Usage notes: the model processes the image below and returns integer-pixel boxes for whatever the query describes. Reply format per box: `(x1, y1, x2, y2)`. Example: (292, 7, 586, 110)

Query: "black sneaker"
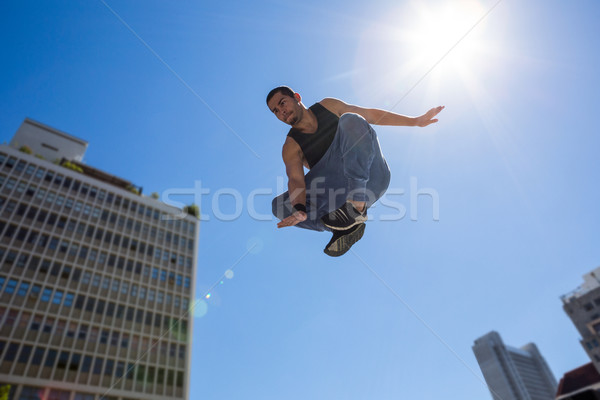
(323, 223, 366, 257)
(321, 201, 367, 230)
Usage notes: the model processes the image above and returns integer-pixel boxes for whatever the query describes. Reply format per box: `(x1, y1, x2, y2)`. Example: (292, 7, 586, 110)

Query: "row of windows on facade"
(0, 341, 186, 388)
(0, 277, 189, 339)
(0, 189, 195, 249)
(0, 155, 196, 236)
(585, 338, 600, 351)
(0, 273, 189, 316)
(0, 306, 186, 359)
(580, 297, 600, 314)
(0, 252, 190, 302)
(0, 217, 194, 271)
(0, 384, 128, 400)
(0, 200, 194, 265)
(0, 151, 194, 228)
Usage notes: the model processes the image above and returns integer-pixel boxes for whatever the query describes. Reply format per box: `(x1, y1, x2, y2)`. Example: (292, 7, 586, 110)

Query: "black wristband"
(293, 203, 307, 213)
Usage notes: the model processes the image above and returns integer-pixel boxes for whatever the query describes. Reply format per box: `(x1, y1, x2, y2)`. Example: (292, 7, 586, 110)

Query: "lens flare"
(191, 299, 208, 318)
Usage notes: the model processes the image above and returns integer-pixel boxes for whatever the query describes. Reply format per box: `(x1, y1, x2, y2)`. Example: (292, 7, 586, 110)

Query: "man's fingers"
(277, 214, 301, 228)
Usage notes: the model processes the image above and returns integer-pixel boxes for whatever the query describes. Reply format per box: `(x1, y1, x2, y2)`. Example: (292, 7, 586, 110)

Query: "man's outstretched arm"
(320, 98, 444, 127)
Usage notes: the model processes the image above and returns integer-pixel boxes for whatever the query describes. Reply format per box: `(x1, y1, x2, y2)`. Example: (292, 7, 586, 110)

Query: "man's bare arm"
(277, 138, 308, 228)
(320, 98, 444, 127)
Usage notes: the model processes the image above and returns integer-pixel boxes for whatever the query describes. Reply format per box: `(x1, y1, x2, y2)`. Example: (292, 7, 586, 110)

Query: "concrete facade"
(472, 331, 557, 400)
(561, 267, 600, 373)
(0, 119, 198, 400)
(10, 119, 88, 163)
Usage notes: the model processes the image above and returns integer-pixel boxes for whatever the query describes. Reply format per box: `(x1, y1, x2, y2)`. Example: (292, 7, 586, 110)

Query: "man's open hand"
(277, 211, 307, 228)
(415, 106, 445, 127)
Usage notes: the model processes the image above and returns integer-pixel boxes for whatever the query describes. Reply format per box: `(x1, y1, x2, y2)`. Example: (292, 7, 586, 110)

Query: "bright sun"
(351, 0, 500, 103)
(401, 0, 490, 76)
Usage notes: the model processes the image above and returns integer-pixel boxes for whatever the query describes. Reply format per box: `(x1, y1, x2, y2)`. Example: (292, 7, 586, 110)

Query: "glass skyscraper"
(472, 331, 557, 400)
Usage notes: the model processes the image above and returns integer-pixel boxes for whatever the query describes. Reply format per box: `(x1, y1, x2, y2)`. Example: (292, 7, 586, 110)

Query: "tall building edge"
(184, 219, 200, 400)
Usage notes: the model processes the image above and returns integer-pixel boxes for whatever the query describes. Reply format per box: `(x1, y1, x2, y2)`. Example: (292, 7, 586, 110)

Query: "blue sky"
(1, 0, 600, 399)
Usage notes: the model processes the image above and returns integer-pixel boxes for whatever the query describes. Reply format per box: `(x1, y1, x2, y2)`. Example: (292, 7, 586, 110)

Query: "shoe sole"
(323, 223, 366, 257)
(322, 215, 367, 231)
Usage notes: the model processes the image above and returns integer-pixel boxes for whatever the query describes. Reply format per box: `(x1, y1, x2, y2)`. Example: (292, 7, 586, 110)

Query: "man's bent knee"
(339, 112, 369, 130)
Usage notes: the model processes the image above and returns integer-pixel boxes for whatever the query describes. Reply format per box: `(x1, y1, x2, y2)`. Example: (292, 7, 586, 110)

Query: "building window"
(32, 347, 45, 365)
(81, 356, 93, 373)
(69, 353, 81, 371)
(104, 359, 114, 376)
(78, 324, 88, 340)
(17, 345, 33, 364)
(19, 386, 43, 400)
(98, 252, 107, 266)
(52, 290, 63, 305)
(106, 302, 115, 318)
(84, 296, 96, 313)
(93, 357, 104, 375)
(43, 317, 55, 333)
(15, 160, 27, 172)
(66, 322, 77, 338)
(64, 293, 74, 307)
(17, 282, 30, 296)
(100, 330, 109, 345)
(61, 265, 71, 279)
(74, 295, 85, 310)
(4, 279, 17, 294)
(3, 343, 19, 362)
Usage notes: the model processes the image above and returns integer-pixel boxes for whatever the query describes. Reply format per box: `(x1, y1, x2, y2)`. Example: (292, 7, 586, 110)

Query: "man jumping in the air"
(268, 86, 444, 257)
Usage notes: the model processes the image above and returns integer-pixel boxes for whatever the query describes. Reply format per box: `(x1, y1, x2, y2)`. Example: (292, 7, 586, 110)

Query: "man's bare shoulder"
(319, 97, 351, 116)
(282, 137, 301, 158)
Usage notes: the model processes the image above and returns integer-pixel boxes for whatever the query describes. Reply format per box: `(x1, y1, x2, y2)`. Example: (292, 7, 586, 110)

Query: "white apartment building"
(0, 119, 199, 400)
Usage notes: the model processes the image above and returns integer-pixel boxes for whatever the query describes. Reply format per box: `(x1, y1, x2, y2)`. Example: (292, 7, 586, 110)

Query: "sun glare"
(350, 0, 503, 105)
(402, 0, 488, 76)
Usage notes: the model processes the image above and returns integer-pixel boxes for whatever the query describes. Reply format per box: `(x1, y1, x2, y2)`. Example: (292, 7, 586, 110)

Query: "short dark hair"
(266, 86, 295, 105)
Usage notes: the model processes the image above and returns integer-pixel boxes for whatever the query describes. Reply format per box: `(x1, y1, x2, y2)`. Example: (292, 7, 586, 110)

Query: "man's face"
(267, 92, 303, 126)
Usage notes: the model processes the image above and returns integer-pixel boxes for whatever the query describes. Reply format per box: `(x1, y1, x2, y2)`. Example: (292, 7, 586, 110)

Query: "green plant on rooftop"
(61, 160, 83, 173)
(19, 145, 33, 154)
(127, 185, 140, 195)
(183, 204, 200, 219)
